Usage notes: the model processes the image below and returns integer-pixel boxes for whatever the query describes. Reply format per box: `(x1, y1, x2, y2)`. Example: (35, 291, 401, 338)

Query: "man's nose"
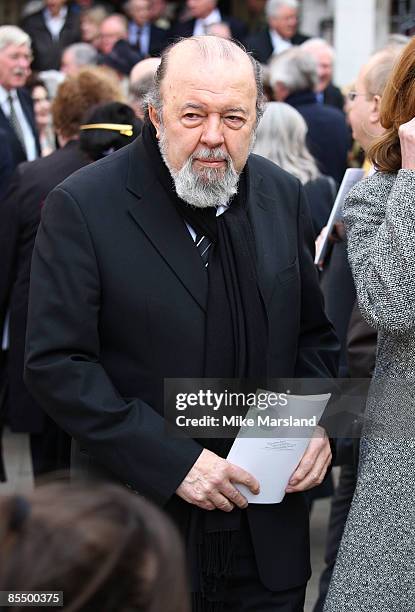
(200, 115, 225, 149)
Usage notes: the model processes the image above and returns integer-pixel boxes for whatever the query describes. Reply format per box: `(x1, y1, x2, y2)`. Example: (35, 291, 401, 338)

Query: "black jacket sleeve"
(24, 187, 202, 504)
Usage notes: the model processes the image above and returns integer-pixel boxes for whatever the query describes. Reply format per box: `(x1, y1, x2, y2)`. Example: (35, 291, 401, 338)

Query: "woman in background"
(28, 78, 55, 157)
(80, 101, 142, 161)
(253, 101, 337, 238)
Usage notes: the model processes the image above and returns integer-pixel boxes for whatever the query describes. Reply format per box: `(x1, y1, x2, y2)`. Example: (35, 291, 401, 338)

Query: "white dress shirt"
(193, 9, 222, 36)
(270, 29, 293, 56)
(43, 6, 68, 40)
(186, 202, 229, 241)
(0, 85, 37, 162)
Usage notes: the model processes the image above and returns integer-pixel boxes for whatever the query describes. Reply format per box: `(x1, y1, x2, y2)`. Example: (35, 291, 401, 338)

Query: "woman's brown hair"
(52, 67, 124, 139)
(0, 482, 190, 612)
(369, 37, 415, 172)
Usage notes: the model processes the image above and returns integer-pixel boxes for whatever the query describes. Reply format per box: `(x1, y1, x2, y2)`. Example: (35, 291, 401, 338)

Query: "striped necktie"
(195, 234, 212, 268)
(7, 93, 25, 150)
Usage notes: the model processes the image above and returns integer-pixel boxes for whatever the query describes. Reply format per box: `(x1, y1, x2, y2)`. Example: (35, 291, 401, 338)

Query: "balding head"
(146, 37, 264, 209)
(301, 38, 335, 91)
(129, 58, 160, 119)
(348, 45, 402, 151)
(147, 36, 264, 125)
(130, 57, 160, 85)
(99, 14, 128, 55)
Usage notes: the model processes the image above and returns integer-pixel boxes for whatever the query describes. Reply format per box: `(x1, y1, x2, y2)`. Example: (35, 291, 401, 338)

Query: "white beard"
(158, 126, 241, 209)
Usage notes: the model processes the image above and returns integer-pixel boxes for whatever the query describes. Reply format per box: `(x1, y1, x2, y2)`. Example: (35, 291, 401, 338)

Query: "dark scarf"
(142, 122, 268, 610)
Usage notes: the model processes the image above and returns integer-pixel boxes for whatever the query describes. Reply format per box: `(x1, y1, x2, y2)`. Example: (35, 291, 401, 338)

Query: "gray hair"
(145, 36, 265, 126)
(269, 47, 318, 94)
(301, 37, 335, 59)
(265, 0, 298, 19)
(130, 72, 155, 110)
(64, 43, 98, 68)
(0, 25, 31, 53)
(253, 101, 320, 183)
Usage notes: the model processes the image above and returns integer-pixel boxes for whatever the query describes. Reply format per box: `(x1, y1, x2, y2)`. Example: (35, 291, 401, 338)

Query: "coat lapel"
(248, 158, 287, 306)
(126, 138, 208, 312)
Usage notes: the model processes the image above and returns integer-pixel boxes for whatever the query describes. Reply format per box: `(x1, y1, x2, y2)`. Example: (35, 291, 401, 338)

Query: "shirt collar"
(0, 84, 16, 106)
(197, 8, 222, 26)
(44, 5, 68, 22)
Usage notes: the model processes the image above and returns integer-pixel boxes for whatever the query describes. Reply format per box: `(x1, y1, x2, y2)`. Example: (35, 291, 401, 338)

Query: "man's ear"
(148, 105, 161, 139)
(369, 94, 381, 125)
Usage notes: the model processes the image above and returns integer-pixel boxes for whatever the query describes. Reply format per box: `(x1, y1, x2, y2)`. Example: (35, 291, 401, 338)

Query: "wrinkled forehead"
(0, 42, 29, 57)
(160, 40, 257, 102)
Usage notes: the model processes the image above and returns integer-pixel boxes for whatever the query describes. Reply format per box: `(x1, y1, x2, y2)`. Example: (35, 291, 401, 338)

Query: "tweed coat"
(324, 170, 415, 611)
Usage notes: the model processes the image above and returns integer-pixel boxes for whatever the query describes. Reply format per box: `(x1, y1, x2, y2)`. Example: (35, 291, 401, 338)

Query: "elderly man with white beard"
(24, 36, 338, 611)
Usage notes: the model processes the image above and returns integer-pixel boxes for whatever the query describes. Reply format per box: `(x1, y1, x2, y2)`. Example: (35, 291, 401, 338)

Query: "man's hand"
(399, 117, 415, 170)
(285, 426, 332, 493)
(176, 448, 260, 512)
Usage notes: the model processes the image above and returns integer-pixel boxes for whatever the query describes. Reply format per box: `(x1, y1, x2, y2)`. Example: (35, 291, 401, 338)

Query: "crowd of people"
(0, 0, 414, 611)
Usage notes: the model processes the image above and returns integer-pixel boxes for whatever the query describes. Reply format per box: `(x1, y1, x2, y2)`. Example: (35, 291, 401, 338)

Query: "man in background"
(170, 0, 247, 43)
(302, 38, 344, 111)
(97, 13, 128, 55)
(61, 41, 98, 75)
(129, 56, 160, 120)
(246, 0, 309, 64)
(269, 46, 349, 184)
(0, 25, 39, 185)
(125, 0, 169, 57)
(21, 0, 81, 71)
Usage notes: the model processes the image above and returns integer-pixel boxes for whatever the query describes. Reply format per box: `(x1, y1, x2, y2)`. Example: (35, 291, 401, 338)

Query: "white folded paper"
(314, 168, 365, 269)
(226, 391, 331, 504)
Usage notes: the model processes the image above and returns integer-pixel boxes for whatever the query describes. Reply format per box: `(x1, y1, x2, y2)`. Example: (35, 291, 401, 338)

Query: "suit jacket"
(0, 141, 88, 433)
(246, 28, 309, 64)
(0, 129, 15, 200)
(21, 8, 81, 71)
(24, 137, 339, 591)
(0, 89, 40, 183)
(323, 82, 345, 112)
(286, 90, 350, 185)
(134, 23, 169, 56)
(170, 15, 248, 43)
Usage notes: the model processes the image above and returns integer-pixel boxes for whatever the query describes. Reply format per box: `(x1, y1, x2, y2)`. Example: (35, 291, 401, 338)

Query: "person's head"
(99, 39, 143, 78)
(98, 14, 128, 55)
(0, 26, 32, 91)
(146, 36, 265, 209)
(80, 101, 142, 160)
(127, 0, 151, 27)
(348, 45, 403, 154)
(269, 46, 318, 100)
(61, 42, 98, 76)
(149, 0, 167, 21)
(28, 78, 51, 131)
(45, 0, 66, 16)
(247, 0, 267, 16)
(0, 483, 189, 612)
(206, 22, 232, 39)
(52, 66, 123, 141)
(301, 38, 334, 92)
(253, 101, 319, 183)
(187, 0, 218, 20)
(129, 57, 160, 119)
(266, 0, 299, 40)
(80, 6, 108, 46)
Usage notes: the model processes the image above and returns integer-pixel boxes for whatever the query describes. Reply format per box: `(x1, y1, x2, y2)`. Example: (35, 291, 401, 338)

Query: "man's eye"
(225, 116, 244, 125)
(184, 113, 202, 120)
